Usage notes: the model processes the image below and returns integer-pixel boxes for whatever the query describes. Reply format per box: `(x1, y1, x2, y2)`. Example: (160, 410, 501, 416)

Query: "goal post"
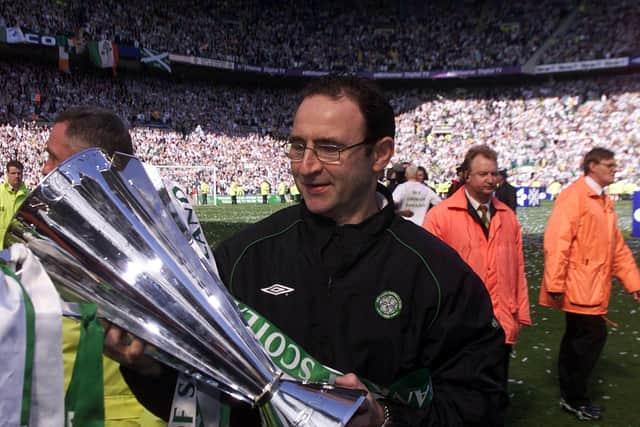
(153, 165, 218, 206)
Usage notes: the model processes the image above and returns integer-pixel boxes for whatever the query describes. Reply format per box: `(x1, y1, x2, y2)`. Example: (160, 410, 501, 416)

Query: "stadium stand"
(1, 60, 639, 197)
(1, 0, 637, 71)
(1, 0, 639, 198)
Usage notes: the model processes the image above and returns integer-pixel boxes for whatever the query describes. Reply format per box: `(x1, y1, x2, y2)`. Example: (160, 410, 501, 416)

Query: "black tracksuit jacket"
(124, 184, 506, 426)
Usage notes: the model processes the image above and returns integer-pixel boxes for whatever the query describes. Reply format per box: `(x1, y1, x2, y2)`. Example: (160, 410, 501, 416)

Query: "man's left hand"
(335, 373, 385, 427)
(632, 291, 640, 303)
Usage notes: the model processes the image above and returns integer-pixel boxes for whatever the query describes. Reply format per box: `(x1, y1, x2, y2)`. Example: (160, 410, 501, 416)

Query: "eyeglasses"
(282, 139, 370, 164)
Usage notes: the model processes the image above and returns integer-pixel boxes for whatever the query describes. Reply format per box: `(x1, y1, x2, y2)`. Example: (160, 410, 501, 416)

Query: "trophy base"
(260, 380, 366, 427)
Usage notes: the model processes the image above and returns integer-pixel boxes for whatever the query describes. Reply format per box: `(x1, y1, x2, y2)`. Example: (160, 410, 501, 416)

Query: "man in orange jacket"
(540, 147, 640, 421)
(424, 145, 531, 407)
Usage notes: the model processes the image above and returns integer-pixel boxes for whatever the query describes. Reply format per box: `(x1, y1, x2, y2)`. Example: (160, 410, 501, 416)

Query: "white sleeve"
(429, 189, 442, 206)
(392, 185, 405, 206)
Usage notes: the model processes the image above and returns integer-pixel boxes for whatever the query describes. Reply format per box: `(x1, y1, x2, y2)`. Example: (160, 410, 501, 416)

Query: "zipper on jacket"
(327, 276, 333, 296)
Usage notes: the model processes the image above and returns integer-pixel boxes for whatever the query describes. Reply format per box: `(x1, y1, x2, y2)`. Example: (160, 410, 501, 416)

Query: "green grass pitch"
(195, 200, 640, 427)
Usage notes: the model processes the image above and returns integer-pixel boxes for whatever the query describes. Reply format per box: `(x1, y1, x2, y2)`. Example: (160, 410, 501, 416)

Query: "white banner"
(2, 26, 25, 43)
(535, 57, 629, 74)
(169, 54, 234, 70)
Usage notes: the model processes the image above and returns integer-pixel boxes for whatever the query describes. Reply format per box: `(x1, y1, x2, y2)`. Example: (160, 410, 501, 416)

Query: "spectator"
(495, 169, 517, 211)
(446, 164, 467, 198)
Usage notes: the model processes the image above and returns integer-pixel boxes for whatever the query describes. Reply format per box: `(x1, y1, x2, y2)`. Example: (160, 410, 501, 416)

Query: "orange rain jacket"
(424, 187, 531, 344)
(539, 177, 640, 314)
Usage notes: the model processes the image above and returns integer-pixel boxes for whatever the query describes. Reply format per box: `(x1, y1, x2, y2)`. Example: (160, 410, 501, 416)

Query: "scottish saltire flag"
(141, 48, 171, 73)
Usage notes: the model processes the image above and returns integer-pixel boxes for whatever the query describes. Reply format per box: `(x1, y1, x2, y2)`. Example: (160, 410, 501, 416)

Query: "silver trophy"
(8, 148, 365, 426)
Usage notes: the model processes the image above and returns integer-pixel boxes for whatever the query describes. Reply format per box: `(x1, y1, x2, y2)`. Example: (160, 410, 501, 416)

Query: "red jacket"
(424, 187, 531, 344)
(539, 177, 640, 314)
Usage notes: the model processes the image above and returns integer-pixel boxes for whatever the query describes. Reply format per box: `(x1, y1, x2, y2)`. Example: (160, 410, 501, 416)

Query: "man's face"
(465, 155, 498, 203)
(7, 166, 23, 190)
(289, 94, 390, 225)
(42, 122, 81, 176)
(589, 157, 616, 187)
(416, 170, 426, 182)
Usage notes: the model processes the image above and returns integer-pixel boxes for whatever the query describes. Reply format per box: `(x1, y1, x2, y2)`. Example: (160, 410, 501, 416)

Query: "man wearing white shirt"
(392, 165, 441, 225)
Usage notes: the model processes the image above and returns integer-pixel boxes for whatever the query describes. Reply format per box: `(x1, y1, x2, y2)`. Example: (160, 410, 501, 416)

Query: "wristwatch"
(380, 401, 393, 427)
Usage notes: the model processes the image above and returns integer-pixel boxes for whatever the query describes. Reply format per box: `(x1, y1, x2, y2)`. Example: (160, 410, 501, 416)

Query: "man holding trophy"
(100, 77, 507, 426)
(6, 77, 505, 426)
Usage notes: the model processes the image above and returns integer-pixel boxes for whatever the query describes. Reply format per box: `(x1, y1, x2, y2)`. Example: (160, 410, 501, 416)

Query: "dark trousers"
(558, 312, 607, 405)
(262, 195, 268, 204)
(502, 344, 512, 410)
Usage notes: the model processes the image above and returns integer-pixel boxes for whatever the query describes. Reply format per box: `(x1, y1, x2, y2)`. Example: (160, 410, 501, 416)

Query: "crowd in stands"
(392, 74, 640, 190)
(2, 60, 639, 199)
(1, 0, 638, 72)
(541, 0, 640, 64)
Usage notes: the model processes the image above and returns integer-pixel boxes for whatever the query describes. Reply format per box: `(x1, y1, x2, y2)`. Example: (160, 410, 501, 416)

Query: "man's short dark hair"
(301, 76, 395, 152)
(461, 145, 498, 175)
(582, 147, 614, 175)
(55, 106, 133, 155)
(6, 160, 24, 172)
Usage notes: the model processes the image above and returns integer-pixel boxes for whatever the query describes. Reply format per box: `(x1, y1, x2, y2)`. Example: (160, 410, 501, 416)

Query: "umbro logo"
(261, 284, 295, 296)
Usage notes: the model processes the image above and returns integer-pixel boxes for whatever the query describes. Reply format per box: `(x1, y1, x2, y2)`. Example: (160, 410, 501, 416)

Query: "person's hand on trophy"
(102, 323, 164, 377)
(335, 374, 386, 427)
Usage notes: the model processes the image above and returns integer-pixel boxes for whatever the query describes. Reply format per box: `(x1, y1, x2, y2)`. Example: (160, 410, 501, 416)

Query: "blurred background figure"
(386, 162, 407, 193)
(0, 160, 28, 249)
(260, 178, 270, 204)
(495, 169, 517, 212)
(393, 164, 441, 225)
(446, 164, 466, 198)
